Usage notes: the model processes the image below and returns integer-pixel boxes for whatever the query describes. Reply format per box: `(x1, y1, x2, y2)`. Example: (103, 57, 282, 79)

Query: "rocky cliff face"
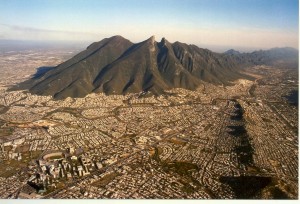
(17, 35, 297, 99)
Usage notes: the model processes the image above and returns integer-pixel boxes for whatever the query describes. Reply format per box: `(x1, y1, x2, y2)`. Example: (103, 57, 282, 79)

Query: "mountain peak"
(146, 35, 156, 45)
(160, 37, 168, 46)
(17, 36, 298, 99)
(110, 35, 124, 39)
(224, 49, 241, 55)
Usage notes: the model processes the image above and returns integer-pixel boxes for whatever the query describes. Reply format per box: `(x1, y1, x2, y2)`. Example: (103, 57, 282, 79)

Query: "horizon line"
(0, 36, 298, 53)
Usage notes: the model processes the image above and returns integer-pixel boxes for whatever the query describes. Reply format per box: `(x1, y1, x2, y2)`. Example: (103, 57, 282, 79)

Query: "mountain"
(224, 47, 298, 69)
(224, 49, 241, 55)
(17, 36, 133, 98)
(15, 35, 297, 99)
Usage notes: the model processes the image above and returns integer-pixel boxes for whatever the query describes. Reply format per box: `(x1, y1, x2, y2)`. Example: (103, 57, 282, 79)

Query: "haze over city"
(0, 0, 298, 52)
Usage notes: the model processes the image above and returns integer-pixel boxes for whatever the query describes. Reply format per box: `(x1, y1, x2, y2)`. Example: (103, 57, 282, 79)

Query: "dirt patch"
(91, 172, 120, 188)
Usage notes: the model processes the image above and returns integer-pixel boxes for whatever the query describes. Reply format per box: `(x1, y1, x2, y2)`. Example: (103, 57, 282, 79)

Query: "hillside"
(15, 36, 298, 99)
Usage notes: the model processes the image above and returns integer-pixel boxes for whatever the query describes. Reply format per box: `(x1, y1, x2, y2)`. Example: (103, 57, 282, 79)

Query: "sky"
(0, 0, 298, 51)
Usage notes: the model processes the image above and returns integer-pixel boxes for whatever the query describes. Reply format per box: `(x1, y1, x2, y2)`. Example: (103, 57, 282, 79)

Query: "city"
(0, 49, 298, 199)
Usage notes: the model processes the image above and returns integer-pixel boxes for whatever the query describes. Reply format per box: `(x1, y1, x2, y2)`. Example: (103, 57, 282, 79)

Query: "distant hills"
(224, 47, 298, 69)
(14, 35, 298, 99)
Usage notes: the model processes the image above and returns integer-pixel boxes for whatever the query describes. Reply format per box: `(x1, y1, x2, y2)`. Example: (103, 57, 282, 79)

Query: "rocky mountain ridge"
(15, 35, 298, 99)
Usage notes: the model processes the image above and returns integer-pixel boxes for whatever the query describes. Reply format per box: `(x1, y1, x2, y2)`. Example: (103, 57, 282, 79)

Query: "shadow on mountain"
(32, 66, 55, 79)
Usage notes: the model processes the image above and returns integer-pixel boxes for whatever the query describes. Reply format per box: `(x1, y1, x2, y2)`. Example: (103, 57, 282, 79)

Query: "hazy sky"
(0, 0, 298, 51)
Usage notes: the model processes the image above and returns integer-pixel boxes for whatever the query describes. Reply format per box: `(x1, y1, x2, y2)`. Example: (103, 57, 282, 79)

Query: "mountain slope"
(224, 47, 299, 69)
(18, 35, 133, 99)
(92, 36, 170, 95)
(16, 35, 293, 99)
(172, 42, 249, 85)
